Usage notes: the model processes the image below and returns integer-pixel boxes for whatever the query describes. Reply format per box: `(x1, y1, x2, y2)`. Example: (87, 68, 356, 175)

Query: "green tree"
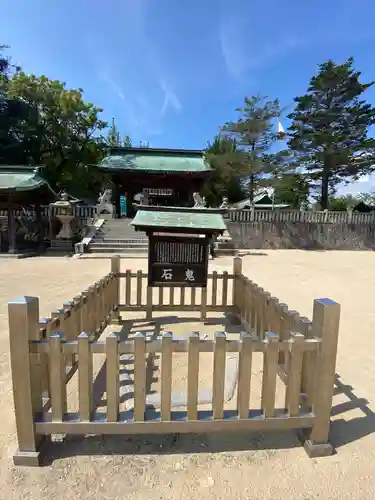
(357, 192, 375, 206)
(0, 45, 27, 165)
(106, 117, 121, 147)
(287, 57, 375, 209)
(5, 72, 107, 196)
(123, 134, 132, 147)
(203, 134, 246, 205)
(328, 194, 357, 211)
(221, 95, 281, 203)
(273, 172, 310, 208)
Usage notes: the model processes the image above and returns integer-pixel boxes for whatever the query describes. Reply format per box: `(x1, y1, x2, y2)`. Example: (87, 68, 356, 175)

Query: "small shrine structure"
(131, 206, 226, 287)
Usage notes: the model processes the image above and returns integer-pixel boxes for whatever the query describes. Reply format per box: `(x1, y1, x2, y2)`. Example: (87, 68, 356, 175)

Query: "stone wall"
(227, 221, 375, 250)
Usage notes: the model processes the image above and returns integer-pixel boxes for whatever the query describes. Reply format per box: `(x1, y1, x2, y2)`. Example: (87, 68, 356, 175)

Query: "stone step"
(93, 238, 148, 245)
(88, 246, 147, 254)
(90, 242, 148, 249)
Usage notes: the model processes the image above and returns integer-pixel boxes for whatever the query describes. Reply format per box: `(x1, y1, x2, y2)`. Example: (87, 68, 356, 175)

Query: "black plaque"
(148, 235, 209, 287)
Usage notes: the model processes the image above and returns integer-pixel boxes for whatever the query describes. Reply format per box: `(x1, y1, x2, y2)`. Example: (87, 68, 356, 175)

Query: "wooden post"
(8, 296, 45, 466)
(232, 257, 242, 320)
(303, 298, 340, 458)
(111, 254, 121, 324)
(7, 197, 17, 254)
(146, 286, 153, 321)
(35, 203, 44, 253)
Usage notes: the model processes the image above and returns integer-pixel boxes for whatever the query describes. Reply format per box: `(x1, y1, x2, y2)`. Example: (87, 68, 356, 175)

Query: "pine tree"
(107, 117, 121, 147)
(287, 57, 375, 209)
(221, 95, 280, 203)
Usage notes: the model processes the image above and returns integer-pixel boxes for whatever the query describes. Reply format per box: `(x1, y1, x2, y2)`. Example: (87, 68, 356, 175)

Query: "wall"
(225, 210, 375, 250)
(227, 221, 375, 250)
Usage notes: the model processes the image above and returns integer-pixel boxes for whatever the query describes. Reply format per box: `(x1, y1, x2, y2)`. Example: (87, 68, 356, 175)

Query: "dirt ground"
(0, 251, 375, 500)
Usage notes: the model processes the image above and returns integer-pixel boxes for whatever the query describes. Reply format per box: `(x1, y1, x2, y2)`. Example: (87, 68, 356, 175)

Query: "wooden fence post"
(111, 254, 121, 324)
(232, 257, 242, 320)
(8, 296, 45, 466)
(303, 298, 340, 458)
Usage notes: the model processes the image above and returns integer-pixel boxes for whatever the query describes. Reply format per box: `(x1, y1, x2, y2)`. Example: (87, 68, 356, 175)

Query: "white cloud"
(159, 78, 182, 116)
(337, 174, 375, 196)
(87, 0, 181, 140)
(218, 12, 301, 80)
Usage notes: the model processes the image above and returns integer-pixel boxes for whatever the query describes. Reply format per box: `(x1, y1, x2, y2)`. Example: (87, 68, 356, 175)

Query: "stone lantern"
(51, 191, 77, 239)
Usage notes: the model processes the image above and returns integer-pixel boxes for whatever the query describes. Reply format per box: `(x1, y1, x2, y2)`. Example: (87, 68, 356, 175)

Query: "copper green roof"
(132, 209, 226, 232)
(97, 147, 211, 174)
(0, 166, 57, 195)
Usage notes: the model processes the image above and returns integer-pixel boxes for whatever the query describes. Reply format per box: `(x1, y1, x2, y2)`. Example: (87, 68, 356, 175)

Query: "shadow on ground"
(330, 374, 375, 449)
(42, 430, 301, 466)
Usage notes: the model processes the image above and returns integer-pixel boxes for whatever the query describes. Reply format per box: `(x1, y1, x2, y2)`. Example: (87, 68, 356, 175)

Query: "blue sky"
(2, 0, 375, 194)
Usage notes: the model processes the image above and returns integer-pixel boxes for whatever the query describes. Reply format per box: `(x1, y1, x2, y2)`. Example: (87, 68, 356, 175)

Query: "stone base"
(297, 429, 334, 458)
(13, 449, 42, 467)
(303, 440, 334, 458)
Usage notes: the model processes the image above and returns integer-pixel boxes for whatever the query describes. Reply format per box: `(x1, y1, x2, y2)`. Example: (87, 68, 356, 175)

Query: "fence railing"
(0, 205, 98, 219)
(228, 208, 375, 224)
(117, 265, 232, 321)
(8, 256, 340, 466)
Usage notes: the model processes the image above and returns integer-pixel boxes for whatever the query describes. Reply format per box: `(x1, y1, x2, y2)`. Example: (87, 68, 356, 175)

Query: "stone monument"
(52, 191, 76, 239)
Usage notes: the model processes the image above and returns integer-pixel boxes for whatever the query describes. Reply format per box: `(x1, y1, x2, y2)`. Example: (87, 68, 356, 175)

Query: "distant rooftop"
(96, 147, 211, 174)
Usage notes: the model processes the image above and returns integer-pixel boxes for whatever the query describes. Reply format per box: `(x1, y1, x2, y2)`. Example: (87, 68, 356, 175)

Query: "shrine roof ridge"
(94, 147, 211, 174)
(109, 147, 204, 157)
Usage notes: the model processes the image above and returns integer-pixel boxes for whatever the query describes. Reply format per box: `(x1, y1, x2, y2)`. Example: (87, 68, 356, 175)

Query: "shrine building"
(0, 166, 57, 254)
(94, 147, 211, 218)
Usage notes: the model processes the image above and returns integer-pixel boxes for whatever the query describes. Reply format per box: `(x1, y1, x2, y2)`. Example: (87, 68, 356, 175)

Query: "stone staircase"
(88, 217, 148, 254)
(87, 216, 234, 255)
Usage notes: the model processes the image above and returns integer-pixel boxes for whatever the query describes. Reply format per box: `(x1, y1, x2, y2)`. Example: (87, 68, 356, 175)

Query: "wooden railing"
(0, 205, 98, 219)
(116, 264, 232, 321)
(8, 256, 341, 466)
(33, 271, 119, 411)
(228, 208, 375, 224)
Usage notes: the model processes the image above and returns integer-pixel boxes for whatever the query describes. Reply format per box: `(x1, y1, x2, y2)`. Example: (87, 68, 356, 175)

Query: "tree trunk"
(320, 157, 331, 210)
(249, 174, 255, 204)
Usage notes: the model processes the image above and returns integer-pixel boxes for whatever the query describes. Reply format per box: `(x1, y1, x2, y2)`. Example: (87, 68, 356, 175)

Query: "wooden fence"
(228, 208, 375, 224)
(8, 256, 340, 466)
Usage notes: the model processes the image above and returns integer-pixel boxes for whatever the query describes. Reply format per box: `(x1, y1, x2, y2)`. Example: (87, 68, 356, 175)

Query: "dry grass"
(0, 251, 374, 500)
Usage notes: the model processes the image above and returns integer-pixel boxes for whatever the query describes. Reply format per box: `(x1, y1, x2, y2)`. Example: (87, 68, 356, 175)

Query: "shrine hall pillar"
(7, 196, 16, 254)
(112, 176, 121, 219)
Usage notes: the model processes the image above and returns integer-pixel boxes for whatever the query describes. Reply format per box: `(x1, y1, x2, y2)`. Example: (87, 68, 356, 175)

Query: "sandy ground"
(0, 251, 374, 499)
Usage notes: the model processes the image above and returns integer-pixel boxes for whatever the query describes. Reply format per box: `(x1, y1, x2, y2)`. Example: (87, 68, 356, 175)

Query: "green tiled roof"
(97, 147, 211, 173)
(132, 209, 227, 232)
(0, 166, 55, 194)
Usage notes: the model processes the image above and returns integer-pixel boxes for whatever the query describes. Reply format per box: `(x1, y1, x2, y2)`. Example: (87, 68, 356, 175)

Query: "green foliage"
(221, 95, 281, 202)
(107, 118, 122, 147)
(356, 192, 375, 206)
(327, 194, 357, 211)
(203, 134, 246, 205)
(273, 172, 310, 208)
(2, 67, 108, 197)
(288, 57, 375, 209)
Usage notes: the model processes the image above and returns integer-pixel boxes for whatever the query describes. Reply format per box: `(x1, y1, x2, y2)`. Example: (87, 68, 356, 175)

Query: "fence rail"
(228, 208, 375, 224)
(117, 269, 232, 320)
(0, 205, 98, 219)
(8, 255, 341, 466)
